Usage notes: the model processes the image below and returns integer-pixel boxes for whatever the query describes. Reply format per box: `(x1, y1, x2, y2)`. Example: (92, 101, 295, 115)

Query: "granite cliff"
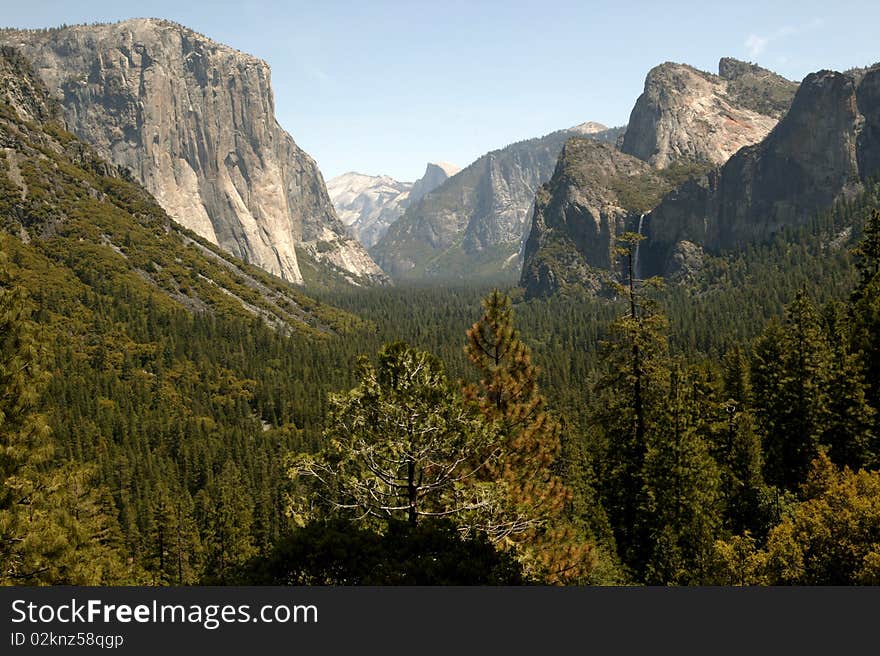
(521, 58, 799, 297)
(520, 138, 666, 297)
(0, 19, 386, 286)
(640, 64, 880, 278)
(621, 59, 797, 168)
(0, 45, 358, 334)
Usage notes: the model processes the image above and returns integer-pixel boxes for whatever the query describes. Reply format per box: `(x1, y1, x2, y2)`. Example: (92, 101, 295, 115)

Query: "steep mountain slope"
(621, 58, 797, 168)
(520, 139, 701, 297)
(327, 162, 459, 248)
(640, 64, 880, 278)
(0, 46, 384, 585)
(371, 122, 621, 281)
(0, 45, 357, 336)
(521, 58, 798, 297)
(0, 19, 386, 286)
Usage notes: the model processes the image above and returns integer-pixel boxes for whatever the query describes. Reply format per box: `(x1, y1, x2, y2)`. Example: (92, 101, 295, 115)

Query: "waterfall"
(633, 213, 645, 280)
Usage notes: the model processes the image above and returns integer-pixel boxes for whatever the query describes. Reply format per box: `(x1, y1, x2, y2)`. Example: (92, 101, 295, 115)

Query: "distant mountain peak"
(328, 161, 458, 249)
(568, 121, 609, 135)
(371, 122, 620, 282)
(428, 161, 461, 177)
(408, 161, 460, 206)
(718, 57, 775, 80)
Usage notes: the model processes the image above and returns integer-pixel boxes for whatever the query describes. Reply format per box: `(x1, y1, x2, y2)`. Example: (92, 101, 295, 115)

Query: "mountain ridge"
(370, 123, 624, 282)
(639, 63, 880, 279)
(620, 58, 798, 168)
(521, 57, 800, 297)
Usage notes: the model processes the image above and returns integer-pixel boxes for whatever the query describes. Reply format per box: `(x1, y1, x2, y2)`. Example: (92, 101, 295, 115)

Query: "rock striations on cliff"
(0, 45, 360, 335)
(638, 64, 880, 278)
(327, 161, 459, 249)
(521, 58, 800, 297)
(0, 19, 387, 286)
(371, 122, 623, 282)
(520, 138, 665, 297)
(620, 59, 798, 168)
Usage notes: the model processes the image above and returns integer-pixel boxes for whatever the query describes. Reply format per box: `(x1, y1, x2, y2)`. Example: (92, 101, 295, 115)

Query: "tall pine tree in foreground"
(848, 208, 880, 468)
(717, 345, 769, 536)
(464, 289, 598, 583)
(821, 300, 875, 470)
(751, 292, 831, 490)
(641, 363, 722, 585)
(590, 234, 727, 583)
(592, 232, 670, 575)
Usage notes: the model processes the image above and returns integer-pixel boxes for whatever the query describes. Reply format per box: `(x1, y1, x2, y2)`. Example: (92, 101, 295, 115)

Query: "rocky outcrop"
(371, 122, 623, 281)
(640, 65, 880, 279)
(408, 161, 459, 206)
(327, 162, 458, 249)
(520, 138, 667, 298)
(519, 58, 801, 298)
(620, 59, 797, 168)
(0, 19, 386, 285)
(0, 46, 59, 125)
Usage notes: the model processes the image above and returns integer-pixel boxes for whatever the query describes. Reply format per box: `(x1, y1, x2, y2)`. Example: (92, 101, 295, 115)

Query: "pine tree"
(592, 232, 670, 573)
(145, 480, 201, 584)
(289, 342, 501, 530)
(464, 289, 596, 583)
(851, 208, 880, 293)
(847, 208, 880, 467)
(197, 460, 255, 584)
(821, 301, 875, 469)
(642, 363, 723, 585)
(721, 344, 752, 409)
(752, 292, 831, 490)
(718, 346, 767, 535)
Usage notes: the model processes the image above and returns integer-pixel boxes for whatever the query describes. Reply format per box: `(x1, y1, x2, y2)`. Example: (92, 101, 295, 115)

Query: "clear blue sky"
(3, 1, 879, 181)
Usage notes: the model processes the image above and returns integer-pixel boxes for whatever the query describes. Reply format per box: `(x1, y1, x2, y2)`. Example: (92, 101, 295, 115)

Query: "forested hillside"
(0, 46, 367, 583)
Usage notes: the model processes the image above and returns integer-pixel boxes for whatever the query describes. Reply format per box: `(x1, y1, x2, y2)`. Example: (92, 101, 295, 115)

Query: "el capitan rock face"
(0, 46, 360, 334)
(0, 19, 386, 285)
(640, 65, 880, 279)
(620, 59, 797, 168)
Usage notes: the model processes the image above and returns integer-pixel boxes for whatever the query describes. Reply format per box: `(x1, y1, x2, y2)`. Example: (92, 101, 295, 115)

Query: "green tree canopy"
(288, 342, 502, 531)
(0, 257, 132, 583)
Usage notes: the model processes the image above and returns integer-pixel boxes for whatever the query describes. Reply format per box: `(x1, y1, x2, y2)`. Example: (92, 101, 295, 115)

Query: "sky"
(2, 0, 879, 181)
